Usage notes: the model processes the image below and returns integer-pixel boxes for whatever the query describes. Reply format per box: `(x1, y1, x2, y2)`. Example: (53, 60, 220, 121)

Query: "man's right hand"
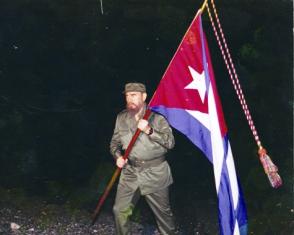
(116, 156, 128, 168)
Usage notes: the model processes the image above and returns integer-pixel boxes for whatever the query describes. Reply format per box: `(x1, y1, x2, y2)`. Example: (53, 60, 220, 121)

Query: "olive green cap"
(124, 82, 146, 93)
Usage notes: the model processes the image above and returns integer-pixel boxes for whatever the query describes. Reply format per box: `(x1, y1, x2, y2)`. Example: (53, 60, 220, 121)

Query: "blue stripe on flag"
(218, 136, 248, 235)
(219, 155, 236, 234)
(150, 106, 213, 162)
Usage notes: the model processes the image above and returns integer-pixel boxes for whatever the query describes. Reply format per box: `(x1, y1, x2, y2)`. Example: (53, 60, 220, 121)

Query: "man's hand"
(116, 156, 128, 168)
(137, 119, 151, 134)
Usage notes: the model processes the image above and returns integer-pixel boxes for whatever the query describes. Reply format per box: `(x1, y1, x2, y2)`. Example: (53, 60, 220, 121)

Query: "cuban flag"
(149, 13, 248, 235)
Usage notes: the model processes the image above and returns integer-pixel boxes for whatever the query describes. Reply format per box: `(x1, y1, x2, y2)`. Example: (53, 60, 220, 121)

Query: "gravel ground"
(0, 206, 160, 235)
(0, 188, 219, 235)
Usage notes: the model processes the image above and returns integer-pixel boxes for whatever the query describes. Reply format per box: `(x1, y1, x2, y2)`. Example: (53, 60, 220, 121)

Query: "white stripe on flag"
(208, 83, 224, 192)
(226, 143, 239, 209)
(234, 220, 240, 235)
(208, 76, 242, 235)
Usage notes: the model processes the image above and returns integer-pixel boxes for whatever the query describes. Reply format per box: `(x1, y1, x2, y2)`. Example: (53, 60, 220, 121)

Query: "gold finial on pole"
(196, 0, 208, 17)
(200, 0, 209, 13)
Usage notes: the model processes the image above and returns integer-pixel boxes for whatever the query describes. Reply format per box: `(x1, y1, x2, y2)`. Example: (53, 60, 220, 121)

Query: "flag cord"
(206, 2, 261, 148)
(205, 0, 282, 188)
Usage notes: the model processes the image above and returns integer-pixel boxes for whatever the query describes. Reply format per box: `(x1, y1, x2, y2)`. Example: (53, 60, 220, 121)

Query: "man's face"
(125, 91, 147, 112)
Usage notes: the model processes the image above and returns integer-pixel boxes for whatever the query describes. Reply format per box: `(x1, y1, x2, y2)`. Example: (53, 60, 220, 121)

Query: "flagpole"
(91, 109, 152, 225)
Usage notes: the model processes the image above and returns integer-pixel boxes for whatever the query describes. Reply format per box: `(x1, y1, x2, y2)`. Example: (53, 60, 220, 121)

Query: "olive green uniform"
(110, 105, 176, 235)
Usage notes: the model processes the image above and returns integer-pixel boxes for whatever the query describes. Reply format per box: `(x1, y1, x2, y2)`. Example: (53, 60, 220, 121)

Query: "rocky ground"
(0, 205, 161, 235)
(0, 201, 221, 235)
(0, 186, 220, 235)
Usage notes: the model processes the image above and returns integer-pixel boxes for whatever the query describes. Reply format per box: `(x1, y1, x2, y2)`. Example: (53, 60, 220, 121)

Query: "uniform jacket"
(110, 105, 175, 195)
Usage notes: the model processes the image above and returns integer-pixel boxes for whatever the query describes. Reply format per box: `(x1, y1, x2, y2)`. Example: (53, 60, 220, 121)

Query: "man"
(110, 82, 177, 235)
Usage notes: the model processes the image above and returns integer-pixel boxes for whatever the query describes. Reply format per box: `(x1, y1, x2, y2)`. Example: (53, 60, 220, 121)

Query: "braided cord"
(206, 1, 262, 148)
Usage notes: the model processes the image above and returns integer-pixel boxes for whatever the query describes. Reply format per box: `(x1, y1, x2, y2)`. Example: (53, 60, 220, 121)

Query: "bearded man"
(110, 82, 177, 235)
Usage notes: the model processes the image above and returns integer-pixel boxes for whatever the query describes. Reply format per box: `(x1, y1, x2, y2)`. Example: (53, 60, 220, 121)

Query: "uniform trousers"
(113, 184, 176, 235)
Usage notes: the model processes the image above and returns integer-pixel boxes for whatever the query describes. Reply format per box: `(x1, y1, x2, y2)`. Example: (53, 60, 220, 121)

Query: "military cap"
(124, 82, 146, 93)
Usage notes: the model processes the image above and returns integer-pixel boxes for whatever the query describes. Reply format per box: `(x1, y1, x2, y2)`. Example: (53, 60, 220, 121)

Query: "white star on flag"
(184, 66, 210, 130)
(184, 66, 206, 103)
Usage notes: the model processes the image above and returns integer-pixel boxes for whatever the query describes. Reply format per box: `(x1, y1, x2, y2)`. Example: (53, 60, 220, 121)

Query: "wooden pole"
(91, 109, 152, 225)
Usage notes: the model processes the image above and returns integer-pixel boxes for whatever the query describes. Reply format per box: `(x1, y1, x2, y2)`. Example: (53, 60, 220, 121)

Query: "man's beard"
(126, 103, 141, 114)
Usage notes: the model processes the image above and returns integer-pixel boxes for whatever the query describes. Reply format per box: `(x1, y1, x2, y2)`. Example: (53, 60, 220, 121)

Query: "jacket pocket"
(119, 129, 132, 149)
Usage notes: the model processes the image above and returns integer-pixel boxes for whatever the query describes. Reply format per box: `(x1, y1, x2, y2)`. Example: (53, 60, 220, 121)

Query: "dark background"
(0, 0, 292, 234)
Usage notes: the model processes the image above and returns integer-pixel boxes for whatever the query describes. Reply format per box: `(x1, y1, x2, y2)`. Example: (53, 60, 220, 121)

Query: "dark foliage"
(0, 0, 292, 234)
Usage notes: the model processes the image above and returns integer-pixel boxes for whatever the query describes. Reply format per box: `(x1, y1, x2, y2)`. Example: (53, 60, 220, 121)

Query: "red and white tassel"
(258, 148, 282, 188)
